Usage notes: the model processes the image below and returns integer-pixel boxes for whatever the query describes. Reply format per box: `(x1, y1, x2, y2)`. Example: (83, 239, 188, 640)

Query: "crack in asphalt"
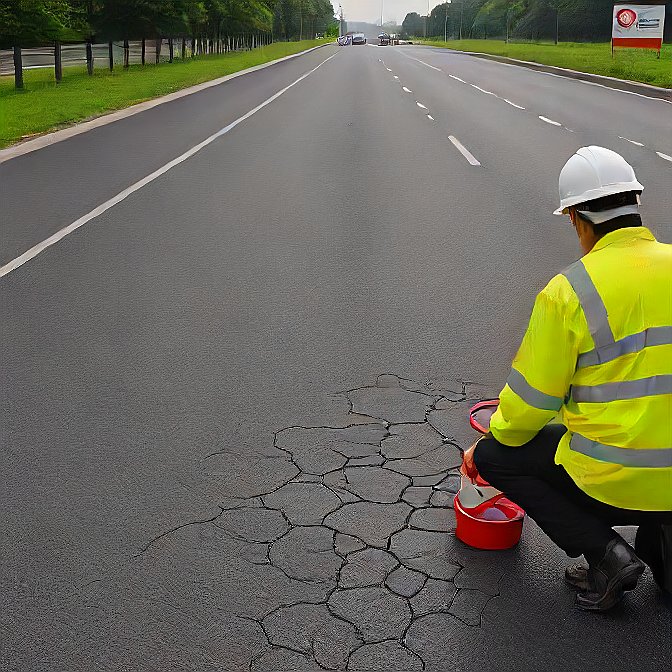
(126, 374, 501, 670)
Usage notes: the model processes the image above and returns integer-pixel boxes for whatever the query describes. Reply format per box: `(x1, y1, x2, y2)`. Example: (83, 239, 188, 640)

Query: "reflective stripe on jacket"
(490, 226, 672, 511)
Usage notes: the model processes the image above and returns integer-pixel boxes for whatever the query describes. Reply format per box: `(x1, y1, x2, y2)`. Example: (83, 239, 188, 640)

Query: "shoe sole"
(575, 562, 645, 612)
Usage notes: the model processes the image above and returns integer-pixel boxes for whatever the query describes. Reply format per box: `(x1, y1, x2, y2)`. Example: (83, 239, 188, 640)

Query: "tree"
(401, 12, 424, 38)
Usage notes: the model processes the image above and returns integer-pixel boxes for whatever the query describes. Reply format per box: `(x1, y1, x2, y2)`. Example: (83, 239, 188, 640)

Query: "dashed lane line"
(448, 136, 481, 166)
(470, 84, 495, 95)
(539, 116, 562, 126)
(504, 99, 526, 109)
(619, 136, 645, 147)
(427, 115, 435, 121)
(401, 54, 442, 72)
(403, 86, 413, 93)
(657, 151, 672, 162)
(416, 102, 427, 109)
(0, 53, 339, 280)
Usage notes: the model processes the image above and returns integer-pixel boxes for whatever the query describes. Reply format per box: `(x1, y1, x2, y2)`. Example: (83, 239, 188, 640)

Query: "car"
(352, 33, 366, 45)
(378, 33, 390, 46)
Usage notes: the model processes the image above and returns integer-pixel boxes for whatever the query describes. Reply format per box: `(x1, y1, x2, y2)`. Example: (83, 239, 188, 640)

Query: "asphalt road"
(1, 43, 671, 671)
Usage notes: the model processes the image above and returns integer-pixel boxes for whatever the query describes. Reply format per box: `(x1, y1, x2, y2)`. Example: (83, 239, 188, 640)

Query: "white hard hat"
(553, 146, 643, 215)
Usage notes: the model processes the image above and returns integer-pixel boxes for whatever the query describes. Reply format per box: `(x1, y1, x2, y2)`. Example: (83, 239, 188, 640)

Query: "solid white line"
(539, 115, 562, 126)
(618, 136, 645, 147)
(448, 136, 481, 166)
(541, 70, 671, 105)
(657, 151, 672, 162)
(0, 54, 338, 280)
(416, 102, 427, 109)
(427, 115, 435, 120)
(449, 75, 466, 83)
(0, 43, 335, 164)
(504, 99, 526, 110)
(403, 86, 412, 93)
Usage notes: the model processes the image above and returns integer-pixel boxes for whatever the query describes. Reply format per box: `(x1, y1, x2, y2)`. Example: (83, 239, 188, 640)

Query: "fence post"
(13, 45, 24, 89)
(86, 38, 94, 75)
(54, 40, 62, 82)
(182, 36, 186, 60)
(108, 41, 113, 71)
(141, 38, 146, 65)
(169, 37, 174, 62)
(123, 39, 130, 68)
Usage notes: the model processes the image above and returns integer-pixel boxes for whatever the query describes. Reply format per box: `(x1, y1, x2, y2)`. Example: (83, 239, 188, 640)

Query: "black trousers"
(474, 426, 672, 566)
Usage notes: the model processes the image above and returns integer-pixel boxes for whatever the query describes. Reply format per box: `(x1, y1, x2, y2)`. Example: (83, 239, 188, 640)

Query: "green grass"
(0, 39, 330, 148)
(417, 40, 672, 89)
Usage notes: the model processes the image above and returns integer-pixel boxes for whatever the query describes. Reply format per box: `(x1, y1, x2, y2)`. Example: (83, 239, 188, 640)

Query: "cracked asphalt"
(1, 44, 671, 671)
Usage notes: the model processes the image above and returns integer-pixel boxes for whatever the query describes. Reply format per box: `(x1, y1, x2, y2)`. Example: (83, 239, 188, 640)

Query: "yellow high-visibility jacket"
(490, 226, 672, 512)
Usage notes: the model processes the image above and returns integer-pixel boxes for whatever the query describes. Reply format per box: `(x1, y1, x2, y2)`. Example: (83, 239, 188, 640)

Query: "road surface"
(1, 43, 671, 671)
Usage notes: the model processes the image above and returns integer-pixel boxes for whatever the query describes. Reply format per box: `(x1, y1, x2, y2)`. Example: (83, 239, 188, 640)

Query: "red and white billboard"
(612, 4, 666, 52)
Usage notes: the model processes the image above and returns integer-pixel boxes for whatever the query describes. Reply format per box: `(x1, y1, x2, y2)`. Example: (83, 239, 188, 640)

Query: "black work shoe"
(575, 538, 645, 612)
(564, 564, 591, 592)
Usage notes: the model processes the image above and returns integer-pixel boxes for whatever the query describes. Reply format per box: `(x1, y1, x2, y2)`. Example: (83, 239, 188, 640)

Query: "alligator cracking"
(131, 373, 508, 671)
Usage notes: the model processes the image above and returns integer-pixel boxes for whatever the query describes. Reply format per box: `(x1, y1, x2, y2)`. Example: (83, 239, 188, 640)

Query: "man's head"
(554, 146, 644, 254)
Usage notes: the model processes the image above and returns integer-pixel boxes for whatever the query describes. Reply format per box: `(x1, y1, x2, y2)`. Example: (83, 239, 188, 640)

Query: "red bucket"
(454, 492, 525, 550)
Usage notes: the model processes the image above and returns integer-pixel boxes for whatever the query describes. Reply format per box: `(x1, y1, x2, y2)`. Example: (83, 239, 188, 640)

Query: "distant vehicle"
(337, 35, 352, 46)
(352, 33, 367, 45)
(378, 33, 390, 46)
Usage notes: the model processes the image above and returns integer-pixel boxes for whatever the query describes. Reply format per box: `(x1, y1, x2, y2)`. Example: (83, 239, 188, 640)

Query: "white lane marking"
(449, 75, 466, 83)
(403, 54, 442, 71)
(504, 99, 526, 109)
(386, 67, 392, 71)
(657, 151, 672, 162)
(427, 115, 435, 120)
(403, 86, 412, 93)
(448, 136, 481, 166)
(0, 54, 338, 280)
(618, 136, 645, 147)
(543, 70, 671, 105)
(416, 102, 427, 109)
(394, 75, 399, 79)
(539, 116, 562, 126)
(470, 84, 494, 95)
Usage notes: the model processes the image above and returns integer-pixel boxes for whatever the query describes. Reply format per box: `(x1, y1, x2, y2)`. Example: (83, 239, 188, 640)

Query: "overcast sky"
(338, 1, 445, 25)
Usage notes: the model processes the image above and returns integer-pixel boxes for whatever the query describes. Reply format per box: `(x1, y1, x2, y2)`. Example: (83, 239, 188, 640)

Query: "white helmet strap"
(578, 204, 640, 225)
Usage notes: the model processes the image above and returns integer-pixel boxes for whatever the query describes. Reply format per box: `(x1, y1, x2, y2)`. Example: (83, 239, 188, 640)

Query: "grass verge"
(417, 40, 672, 89)
(0, 39, 330, 148)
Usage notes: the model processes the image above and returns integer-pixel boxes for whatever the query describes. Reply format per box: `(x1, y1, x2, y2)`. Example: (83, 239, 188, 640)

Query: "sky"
(338, 1, 446, 25)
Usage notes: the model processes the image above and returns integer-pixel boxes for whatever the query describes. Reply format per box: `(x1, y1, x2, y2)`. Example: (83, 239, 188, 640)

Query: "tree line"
(403, 1, 671, 43)
(1, 1, 337, 88)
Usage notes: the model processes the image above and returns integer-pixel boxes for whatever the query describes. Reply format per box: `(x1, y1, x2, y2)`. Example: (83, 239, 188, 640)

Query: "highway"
(1, 43, 671, 670)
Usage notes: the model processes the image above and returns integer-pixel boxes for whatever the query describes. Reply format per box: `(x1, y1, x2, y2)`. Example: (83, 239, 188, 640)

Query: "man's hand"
(461, 434, 491, 481)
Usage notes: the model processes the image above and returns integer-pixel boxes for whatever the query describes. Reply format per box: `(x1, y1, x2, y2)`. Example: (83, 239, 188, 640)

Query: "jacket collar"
(590, 226, 656, 254)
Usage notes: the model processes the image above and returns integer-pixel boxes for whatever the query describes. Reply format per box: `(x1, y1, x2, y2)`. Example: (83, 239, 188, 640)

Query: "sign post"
(612, 4, 666, 58)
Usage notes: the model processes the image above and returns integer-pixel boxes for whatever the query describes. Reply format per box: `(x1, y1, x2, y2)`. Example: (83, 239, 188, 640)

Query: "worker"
(466, 146, 672, 612)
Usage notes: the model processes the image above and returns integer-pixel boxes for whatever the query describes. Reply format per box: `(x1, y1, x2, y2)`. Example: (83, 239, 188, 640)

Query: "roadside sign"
(612, 4, 666, 56)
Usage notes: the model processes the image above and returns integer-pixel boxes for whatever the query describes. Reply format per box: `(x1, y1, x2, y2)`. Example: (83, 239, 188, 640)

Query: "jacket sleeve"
(490, 276, 580, 446)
